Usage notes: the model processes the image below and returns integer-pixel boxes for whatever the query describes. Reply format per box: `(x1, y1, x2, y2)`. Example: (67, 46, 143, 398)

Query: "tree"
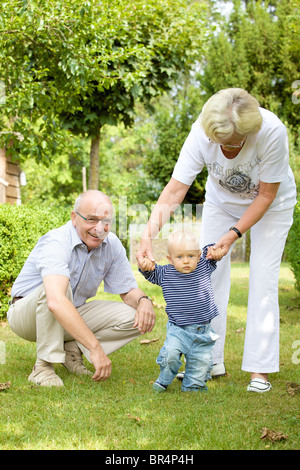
(0, 0, 209, 188)
(20, 137, 90, 207)
(143, 75, 208, 205)
(140, 0, 299, 205)
(201, 0, 300, 135)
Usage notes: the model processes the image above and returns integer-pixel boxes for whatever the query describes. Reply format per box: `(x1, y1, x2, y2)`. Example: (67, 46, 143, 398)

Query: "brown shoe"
(28, 364, 64, 387)
(63, 341, 92, 376)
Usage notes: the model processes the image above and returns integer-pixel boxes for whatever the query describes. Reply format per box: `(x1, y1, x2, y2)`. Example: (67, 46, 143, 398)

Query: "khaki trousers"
(7, 284, 140, 364)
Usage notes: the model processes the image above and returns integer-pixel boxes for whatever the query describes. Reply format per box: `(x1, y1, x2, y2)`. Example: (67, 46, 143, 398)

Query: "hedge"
(285, 197, 300, 292)
(0, 204, 70, 319)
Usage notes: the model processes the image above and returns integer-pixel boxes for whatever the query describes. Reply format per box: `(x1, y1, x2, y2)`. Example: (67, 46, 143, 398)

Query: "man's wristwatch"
(137, 295, 152, 305)
(229, 226, 242, 238)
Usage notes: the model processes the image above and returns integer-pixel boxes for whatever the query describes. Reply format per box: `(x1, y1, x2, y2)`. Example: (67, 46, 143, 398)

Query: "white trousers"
(7, 284, 140, 364)
(201, 202, 294, 373)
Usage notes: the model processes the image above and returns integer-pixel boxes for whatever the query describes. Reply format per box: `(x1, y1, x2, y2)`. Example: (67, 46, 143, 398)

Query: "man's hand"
(90, 344, 112, 382)
(133, 297, 156, 335)
(120, 289, 156, 335)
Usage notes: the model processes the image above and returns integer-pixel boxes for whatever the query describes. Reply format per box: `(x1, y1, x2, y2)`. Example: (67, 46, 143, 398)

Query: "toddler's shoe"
(177, 371, 185, 381)
(211, 363, 226, 377)
(153, 381, 167, 392)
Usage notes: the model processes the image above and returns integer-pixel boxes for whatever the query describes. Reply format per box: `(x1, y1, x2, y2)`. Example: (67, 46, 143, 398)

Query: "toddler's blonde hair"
(167, 230, 200, 254)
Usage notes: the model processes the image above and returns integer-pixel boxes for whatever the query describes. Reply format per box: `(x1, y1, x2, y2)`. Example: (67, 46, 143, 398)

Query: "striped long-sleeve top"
(139, 245, 219, 326)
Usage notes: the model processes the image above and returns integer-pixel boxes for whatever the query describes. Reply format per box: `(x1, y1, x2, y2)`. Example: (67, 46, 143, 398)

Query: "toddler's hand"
(140, 257, 155, 271)
(206, 245, 225, 261)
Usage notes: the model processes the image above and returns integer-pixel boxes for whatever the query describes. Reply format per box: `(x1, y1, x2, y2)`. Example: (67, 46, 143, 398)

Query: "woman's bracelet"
(229, 226, 242, 238)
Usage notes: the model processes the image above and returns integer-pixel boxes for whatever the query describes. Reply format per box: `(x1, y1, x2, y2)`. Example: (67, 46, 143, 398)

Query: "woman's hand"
(136, 238, 155, 271)
(206, 245, 227, 261)
(206, 231, 238, 260)
(136, 178, 190, 270)
(139, 256, 156, 272)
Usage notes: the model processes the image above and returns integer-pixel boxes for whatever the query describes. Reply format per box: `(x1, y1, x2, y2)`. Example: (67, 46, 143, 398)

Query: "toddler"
(139, 230, 222, 392)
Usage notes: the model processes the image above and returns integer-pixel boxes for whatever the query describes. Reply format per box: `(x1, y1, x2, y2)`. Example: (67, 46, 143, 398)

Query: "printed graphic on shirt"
(219, 171, 259, 200)
(206, 156, 260, 200)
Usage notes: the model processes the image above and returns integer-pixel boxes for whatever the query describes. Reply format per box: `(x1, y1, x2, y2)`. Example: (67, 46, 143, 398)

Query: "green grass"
(0, 263, 299, 450)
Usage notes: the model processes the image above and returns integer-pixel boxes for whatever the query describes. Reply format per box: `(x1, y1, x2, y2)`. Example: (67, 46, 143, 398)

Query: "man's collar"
(68, 221, 83, 248)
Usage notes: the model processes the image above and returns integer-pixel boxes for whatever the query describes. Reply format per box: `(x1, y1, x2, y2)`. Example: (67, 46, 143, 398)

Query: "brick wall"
(0, 148, 21, 205)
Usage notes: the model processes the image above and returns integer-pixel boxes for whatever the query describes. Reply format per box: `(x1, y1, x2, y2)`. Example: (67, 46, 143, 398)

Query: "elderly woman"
(137, 88, 296, 393)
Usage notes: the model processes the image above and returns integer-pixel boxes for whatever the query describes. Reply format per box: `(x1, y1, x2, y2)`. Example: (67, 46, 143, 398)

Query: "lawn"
(0, 263, 299, 451)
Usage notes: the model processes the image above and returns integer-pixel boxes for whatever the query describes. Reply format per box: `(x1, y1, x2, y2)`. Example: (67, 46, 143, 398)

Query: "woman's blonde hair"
(200, 88, 263, 142)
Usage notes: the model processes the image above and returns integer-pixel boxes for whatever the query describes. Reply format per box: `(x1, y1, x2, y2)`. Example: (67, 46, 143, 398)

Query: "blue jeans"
(155, 321, 217, 392)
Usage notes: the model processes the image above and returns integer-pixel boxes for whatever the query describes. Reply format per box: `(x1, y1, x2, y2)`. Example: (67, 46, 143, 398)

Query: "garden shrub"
(285, 197, 300, 292)
(0, 204, 70, 319)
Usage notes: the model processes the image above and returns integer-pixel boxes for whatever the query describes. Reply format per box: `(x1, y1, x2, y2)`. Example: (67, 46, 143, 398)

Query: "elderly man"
(7, 190, 155, 387)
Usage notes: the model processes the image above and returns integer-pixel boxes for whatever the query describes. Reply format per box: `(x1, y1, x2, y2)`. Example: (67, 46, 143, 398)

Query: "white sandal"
(247, 378, 272, 393)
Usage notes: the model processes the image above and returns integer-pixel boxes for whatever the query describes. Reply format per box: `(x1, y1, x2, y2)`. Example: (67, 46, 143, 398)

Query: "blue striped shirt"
(11, 221, 138, 307)
(139, 245, 219, 326)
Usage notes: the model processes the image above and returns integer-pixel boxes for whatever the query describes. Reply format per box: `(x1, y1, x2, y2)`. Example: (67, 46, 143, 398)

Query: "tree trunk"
(88, 128, 100, 190)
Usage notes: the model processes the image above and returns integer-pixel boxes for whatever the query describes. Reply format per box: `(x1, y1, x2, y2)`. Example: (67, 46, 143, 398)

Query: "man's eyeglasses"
(75, 211, 113, 226)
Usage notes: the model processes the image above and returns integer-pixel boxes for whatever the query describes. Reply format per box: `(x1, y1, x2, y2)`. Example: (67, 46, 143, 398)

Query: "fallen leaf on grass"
(260, 427, 288, 442)
(235, 327, 244, 334)
(127, 414, 141, 422)
(140, 338, 159, 345)
(152, 302, 165, 309)
(0, 381, 11, 391)
(286, 382, 300, 396)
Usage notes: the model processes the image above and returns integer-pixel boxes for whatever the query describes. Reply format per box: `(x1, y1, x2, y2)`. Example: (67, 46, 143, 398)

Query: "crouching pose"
(8, 190, 155, 387)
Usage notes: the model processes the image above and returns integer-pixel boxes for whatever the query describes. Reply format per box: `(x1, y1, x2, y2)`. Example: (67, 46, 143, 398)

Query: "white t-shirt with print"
(172, 108, 296, 217)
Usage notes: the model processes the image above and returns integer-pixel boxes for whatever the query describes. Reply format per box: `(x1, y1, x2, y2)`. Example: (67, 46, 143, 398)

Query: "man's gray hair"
(73, 190, 112, 212)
